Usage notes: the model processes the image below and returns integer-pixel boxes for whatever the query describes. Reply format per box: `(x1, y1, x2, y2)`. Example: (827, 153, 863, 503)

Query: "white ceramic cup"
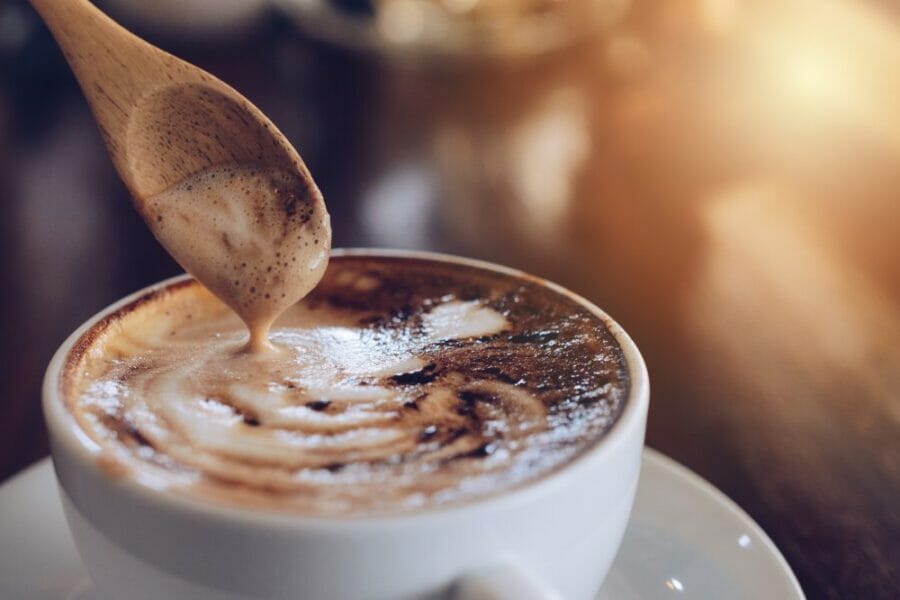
(43, 249, 649, 600)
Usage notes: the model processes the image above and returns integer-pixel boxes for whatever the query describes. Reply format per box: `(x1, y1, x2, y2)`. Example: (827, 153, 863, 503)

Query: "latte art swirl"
(65, 256, 629, 514)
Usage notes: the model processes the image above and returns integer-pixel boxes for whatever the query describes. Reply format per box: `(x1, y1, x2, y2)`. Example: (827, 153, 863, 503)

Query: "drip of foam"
(143, 163, 331, 350)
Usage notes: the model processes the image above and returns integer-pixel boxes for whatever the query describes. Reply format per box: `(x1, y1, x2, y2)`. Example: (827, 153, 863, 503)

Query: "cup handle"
(453, 564, 563, 600)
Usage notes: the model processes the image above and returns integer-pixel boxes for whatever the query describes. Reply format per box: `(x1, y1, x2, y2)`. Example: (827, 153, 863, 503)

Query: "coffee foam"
(143, 163, 330, 350)
(63, 256, 629, 515)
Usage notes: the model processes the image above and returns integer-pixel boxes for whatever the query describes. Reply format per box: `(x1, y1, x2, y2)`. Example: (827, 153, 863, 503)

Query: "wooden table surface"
(1, 1, 898, 597)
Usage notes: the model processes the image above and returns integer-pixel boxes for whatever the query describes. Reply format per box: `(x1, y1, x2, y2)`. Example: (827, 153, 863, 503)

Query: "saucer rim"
(638, 447, 805, 599)
(0, 449, 806, 599)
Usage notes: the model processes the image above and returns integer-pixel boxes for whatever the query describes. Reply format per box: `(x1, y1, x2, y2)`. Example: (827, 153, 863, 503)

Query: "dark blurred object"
(98, 0, 270, 41)
(0, 0, 74, 138)
(0, 0, 898, 599)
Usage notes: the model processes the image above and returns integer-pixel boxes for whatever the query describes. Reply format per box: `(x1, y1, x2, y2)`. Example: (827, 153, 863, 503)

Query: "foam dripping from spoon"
(143, 162, 331, 352)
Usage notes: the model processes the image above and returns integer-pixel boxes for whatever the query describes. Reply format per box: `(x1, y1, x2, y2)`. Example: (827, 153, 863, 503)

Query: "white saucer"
(0, 449, 803, 599)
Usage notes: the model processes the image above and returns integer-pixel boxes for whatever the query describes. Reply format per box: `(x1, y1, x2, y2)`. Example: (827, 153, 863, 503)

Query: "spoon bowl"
(125, 83, 314, 205)
(29, 0, 331, 351)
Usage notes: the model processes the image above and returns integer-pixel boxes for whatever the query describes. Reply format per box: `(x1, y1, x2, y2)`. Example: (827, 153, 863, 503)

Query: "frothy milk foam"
(62, 256, 629, 514)
(143, 163, 330, 351)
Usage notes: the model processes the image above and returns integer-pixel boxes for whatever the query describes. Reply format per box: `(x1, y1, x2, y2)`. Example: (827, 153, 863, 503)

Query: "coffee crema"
(62, 255, 629, 515)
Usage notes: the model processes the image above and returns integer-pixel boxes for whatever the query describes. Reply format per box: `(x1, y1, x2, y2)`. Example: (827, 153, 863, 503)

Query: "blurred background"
(0, 0, 898, 597)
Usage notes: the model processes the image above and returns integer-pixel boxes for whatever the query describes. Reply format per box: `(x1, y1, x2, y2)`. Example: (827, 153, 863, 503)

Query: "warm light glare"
(738, 0, 900, 151)
(378, 0, 426, 43)
(693, 182, 900, 424)
(698, 0, 741, 35)
(509, 88, 589, 244)
(605, 32, 651, 76)
(442, 0, 480, 15)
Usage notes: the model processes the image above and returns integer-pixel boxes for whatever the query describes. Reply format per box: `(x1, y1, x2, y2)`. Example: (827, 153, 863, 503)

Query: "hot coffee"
(61, 253, 629, 515)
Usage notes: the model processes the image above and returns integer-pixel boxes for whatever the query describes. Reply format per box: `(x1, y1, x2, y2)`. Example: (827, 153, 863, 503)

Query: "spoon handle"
(27, 0, 316, 207)
(27, 0, 195, 170)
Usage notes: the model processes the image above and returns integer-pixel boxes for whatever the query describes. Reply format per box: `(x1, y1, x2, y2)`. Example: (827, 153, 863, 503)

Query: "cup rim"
(43, 248, 649, 529)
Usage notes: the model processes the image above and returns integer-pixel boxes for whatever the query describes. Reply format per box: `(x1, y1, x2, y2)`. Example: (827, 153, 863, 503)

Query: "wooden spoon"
(29, 0, 332, 352)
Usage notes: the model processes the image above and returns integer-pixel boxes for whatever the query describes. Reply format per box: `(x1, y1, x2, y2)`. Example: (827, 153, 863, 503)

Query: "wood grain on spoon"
(29, 0, 332, 352)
